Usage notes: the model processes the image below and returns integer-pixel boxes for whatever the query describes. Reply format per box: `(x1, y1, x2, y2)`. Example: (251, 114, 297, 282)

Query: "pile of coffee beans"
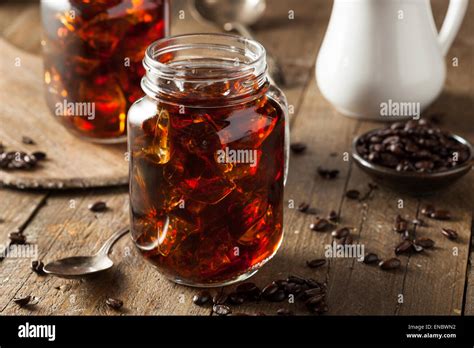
(0, 139, 47, 171)
(193, 277, 328, 316)
(355, 119, 471, 173)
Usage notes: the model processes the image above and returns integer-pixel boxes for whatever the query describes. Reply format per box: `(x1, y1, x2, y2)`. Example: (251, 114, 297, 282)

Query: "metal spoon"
(43, 227, 129, 277)
(192, 0, 286, 86)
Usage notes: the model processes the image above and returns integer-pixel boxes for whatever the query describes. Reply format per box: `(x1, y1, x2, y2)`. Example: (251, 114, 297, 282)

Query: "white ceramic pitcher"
(316, 0, 468, 120)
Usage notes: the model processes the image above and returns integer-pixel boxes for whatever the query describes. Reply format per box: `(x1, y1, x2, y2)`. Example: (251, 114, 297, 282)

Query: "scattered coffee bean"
(305, 278, 323, 289)
(331, 227, 351, 239)
(261, 283, 279, 299)
(13, 295, 32, 307)
(310, 218, 332, 232)
(297, 202, 310, 213)
(338, 234, 353, 245)
(235, 282, 260, 300)
(345, 190, 360, 200)
(393, 215, 408, 233)
(88, 201, 107, 212)
(441, 228, 458, 240)
(267, 289, 286, 302)
(306, 259, 326, 269)
(193, 291, 211, 306)
(31, 151, 47, 161)
(105, 297, 123, 310)
(413, 238, 435, 249)
(290, 142, 307, 154)
(9, 231, 26, 245)
(286, 275, 306, 285)
(379, 258, 401, 271)
(363, 253, 379, 264)
(31, 260, 45, 275)
(22, 136, 35, 145)
(328, 210, 339, 222)
(277, 308, 294, 316)
(317, 167, 339, 180)
(395, 240, 413, 255)
(430, 209, 451, 220)
(213, 304, 231, 316)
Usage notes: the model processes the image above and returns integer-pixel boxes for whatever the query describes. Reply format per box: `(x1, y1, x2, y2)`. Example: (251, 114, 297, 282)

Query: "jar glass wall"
(41, 0, 170, 143)
(128, 34, 288, 287)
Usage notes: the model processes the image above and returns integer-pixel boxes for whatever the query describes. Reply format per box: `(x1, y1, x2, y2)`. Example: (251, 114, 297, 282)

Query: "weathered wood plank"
(0, 188, 211, 315)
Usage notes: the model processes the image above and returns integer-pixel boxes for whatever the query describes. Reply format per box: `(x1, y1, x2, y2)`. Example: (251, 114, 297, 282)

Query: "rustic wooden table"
(0, 0, 473, 316)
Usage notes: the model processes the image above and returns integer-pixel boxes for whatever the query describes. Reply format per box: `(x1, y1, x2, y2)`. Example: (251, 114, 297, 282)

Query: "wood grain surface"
(0, 0, 473, 316)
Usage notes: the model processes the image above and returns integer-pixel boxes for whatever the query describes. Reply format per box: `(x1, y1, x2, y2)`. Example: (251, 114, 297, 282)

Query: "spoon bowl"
(193, 0, 266, 26)
(43, 255, 114, 277)
(43, 227, 129, 278)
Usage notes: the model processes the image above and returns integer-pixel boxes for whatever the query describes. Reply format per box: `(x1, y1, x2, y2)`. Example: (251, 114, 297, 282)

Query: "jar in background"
(41, 0, 170, 143)
(128, 34, 289, 287)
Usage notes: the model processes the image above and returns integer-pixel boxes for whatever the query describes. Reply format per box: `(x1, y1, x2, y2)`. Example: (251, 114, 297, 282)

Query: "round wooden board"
(0, 39, 128, 189)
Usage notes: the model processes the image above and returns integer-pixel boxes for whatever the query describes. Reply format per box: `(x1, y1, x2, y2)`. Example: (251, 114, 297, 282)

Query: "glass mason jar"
(40, 0, 170, 143)
(128, 34, 289, 287)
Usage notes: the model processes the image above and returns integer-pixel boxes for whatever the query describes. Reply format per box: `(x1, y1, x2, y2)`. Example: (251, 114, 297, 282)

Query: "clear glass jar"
(128, 34, 289, 287)
(41, 0, 170, 143)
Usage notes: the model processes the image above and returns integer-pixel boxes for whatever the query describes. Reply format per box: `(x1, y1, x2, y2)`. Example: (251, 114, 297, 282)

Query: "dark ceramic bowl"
(351, 130, 473, 196)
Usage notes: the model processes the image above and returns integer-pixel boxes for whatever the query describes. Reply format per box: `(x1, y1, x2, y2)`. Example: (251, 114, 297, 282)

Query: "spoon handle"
(224, 22, 286, 86)
(97, 227, 130, 256)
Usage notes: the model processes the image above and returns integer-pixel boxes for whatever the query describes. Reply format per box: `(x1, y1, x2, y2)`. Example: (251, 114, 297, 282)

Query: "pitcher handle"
(438, 0, 468, 56)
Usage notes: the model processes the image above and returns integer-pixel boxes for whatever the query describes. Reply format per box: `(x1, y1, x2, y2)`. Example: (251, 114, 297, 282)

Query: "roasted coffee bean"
(21, 136, 35, 145)
(261, 283, 279, 299)
(331, 227, 351, 239)
(430, 209, 451, 220)
(310, 218, 332, 232)
(363, 253, 379, 264)
(267, 289, 286, 302)
(286, 275, 306, 285)
(345, 190, 360, 200)
(228, 292, 245, 305)
(290, 142, 307, 154)
(31, 260, 45, 275)
(379, 258, 401, 270)
(305, 278, 323, 289)
(441, 228, 458, 240)
(305, 294, 325, 310)
(284, 283, 303, 294)
(273, 279, 288, 288)
(277, 308, 294, 316)
(14, 295, 32, 307)
(338, 234, 354, 245)
(9, 231, 26, 245)
(302, 288, 325, 301)
(213, 292, 228, 305)
(236, 282, 259, 295)
(193, 291, 211, 306)
(317, 167, 339, 180)
(31, 151, 47, 161)
(395, 240, 413, 255)
(412, 244, 424, 253)
(297, 202, 310, 213)
(105, 297, 123, 310)
(421, 205, 436, 216)
(213, 304, 231, 316)
(393, 215, 408, 233)
(306, 259, 326, 269)
(413, 238, 435, 249)
(328, 210, 339, 222)
(88, 201, 107, 212)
